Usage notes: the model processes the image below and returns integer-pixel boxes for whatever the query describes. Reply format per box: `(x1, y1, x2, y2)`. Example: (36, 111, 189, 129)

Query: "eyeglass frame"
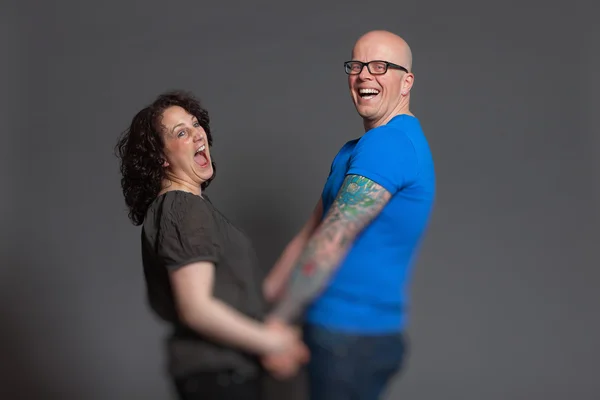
(343, 60, 409, 75)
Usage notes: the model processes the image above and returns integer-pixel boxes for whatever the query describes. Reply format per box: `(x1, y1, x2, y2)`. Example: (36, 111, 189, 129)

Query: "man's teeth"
(359, 88, 380, 95)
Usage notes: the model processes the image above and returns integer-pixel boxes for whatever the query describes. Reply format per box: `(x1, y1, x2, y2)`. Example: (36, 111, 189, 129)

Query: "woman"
(115, 91, 307, 400)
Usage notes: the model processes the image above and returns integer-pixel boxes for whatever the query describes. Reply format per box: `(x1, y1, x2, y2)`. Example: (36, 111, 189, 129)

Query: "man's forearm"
(268, 222, 350, 323)
(267, 175, 392, 323)
(268, 235, 308, 283)
(264, 199, 324, 301)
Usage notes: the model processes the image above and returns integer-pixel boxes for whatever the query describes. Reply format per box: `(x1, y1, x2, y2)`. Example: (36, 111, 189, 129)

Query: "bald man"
(264, 30, 436, 399)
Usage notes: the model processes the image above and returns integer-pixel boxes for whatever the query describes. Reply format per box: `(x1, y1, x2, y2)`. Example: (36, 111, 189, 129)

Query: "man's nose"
(358, 65, 373, 80)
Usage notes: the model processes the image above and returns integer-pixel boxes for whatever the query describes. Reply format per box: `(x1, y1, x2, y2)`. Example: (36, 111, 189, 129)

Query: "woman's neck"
(159, 178, 202, 197)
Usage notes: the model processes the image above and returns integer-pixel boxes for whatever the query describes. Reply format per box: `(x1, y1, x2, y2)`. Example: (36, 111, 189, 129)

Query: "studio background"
(1, 0, 598, 399)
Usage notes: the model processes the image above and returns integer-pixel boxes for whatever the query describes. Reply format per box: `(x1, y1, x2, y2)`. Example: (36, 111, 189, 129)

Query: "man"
(263, 30, 436, 399)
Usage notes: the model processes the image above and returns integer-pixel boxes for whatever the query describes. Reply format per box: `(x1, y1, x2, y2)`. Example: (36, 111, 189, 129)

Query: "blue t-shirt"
(306, 114, 436, 333)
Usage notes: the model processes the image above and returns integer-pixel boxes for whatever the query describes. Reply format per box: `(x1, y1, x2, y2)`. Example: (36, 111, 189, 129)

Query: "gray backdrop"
(1, 0, 598, 399)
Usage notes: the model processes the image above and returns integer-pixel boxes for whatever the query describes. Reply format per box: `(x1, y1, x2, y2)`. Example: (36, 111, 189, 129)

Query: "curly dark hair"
(115, 90, 216, 226)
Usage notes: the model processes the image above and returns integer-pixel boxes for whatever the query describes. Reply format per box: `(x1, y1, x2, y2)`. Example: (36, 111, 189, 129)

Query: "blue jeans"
(303, 324, 407, 400)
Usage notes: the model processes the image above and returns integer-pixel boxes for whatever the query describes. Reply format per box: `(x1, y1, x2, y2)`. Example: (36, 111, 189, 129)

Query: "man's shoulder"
(339, 137, 360, 152)
(384, 115, 431, 155)
(359, 119, 416, 150)
(380, 114, 424, 136)
(330, 138, 360, 164)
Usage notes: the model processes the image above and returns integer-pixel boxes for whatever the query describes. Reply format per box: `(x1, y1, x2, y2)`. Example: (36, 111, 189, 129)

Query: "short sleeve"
(347, 127, 419, 194)
(157, 194, 220, 271)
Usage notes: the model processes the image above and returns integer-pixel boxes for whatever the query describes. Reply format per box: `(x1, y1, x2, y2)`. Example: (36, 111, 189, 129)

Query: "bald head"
(352, 30, 413, 72)
(347, 30, 415, 130)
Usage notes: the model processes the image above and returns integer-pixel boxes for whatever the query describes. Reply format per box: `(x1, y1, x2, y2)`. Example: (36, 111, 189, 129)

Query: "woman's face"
(160, 105, 213, 187)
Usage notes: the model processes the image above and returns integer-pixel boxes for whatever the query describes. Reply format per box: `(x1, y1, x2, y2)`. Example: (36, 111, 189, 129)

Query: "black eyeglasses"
(344, 60, 408, 75)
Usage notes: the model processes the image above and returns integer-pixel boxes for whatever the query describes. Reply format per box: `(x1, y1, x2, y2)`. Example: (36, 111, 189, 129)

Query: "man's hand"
(261, 319, 310, 380)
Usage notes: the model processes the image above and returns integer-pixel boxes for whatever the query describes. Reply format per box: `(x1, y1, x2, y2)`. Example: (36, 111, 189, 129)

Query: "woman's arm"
(170, 260, 296, 356)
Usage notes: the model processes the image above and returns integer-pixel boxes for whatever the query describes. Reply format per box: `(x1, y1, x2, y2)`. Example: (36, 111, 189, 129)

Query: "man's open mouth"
(358, 88, 380, 100)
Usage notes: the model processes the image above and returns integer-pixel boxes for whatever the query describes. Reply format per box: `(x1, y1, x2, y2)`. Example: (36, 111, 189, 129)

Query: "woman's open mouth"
(194, 145, 209, 168)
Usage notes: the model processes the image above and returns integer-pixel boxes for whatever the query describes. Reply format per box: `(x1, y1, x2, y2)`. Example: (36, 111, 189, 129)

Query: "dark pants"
(303, 324, 407, 400)
(172, 369, 262, 400)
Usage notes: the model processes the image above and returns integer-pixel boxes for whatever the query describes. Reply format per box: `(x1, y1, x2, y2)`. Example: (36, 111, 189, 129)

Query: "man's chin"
(356, 108, 376, 120)
(354, 102, 375, 116)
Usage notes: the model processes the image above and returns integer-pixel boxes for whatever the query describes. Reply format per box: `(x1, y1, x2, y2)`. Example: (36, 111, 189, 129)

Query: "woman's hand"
(261, 319, 310, 380)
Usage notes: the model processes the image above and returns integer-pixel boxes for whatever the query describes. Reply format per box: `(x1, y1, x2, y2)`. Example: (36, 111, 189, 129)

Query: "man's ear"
(402, 72, 414, 95)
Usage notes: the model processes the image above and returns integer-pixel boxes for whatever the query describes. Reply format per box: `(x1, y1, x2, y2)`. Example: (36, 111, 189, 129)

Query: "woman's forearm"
(182, 297, 281, 356)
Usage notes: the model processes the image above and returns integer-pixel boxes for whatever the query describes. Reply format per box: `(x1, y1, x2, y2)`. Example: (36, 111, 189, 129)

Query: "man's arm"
(263, 198, 323, 301)
(268, 174, 392, 323)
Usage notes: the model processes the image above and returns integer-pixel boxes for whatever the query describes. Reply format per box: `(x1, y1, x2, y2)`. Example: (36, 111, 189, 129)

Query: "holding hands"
(261, 240, 315, 379)
(261, 318, 309, 380)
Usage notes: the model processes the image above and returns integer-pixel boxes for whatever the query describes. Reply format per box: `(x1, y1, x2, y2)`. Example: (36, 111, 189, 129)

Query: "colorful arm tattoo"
(269, 174, 392, 323)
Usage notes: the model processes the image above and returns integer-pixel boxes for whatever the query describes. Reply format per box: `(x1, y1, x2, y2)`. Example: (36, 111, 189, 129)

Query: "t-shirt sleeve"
(347, 127, 419, 194)
(157, 195, 220, 271)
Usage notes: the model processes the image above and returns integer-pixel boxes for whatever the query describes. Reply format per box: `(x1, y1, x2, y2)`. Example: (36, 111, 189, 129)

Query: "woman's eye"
(193, 122, 200, 127)
(178, 130, 186, 137)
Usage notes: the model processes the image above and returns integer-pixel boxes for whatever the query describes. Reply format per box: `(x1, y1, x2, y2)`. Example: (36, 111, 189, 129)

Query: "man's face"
(348, 40, 408, 128)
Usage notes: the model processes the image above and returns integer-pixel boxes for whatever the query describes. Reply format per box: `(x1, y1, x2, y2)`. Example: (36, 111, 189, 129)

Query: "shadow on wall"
(216, 184, 310, 400)
(0, 249, 72, 400)
(234, 200, 293, 277)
